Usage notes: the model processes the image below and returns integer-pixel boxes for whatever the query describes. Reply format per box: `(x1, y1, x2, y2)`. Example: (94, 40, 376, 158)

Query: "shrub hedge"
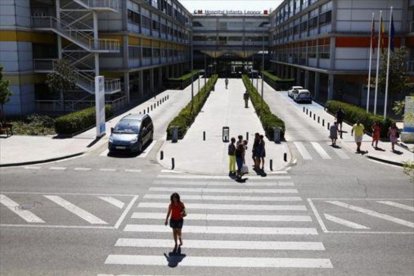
(262, 70, 295, 91)
(168, 70, 200, 89)
(55, 105, 113, 136)
(325, 100, 394, 138)
(166, 75, 218, 140)
(242, 74, 286, 140)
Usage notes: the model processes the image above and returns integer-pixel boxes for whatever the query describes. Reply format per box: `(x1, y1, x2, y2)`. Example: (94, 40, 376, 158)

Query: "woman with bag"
(165, 192, 186, 252)
(388, 123, 399, 152)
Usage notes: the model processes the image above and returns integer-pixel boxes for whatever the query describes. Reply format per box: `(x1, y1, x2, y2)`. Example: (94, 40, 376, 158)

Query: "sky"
(179, 0, 284, 14)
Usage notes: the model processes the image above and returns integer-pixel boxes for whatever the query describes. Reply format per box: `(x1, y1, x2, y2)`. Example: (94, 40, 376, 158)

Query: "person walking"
(371, 121, 381, 149)
(252, 133, 260, 170)
(165, 193, 186, 253)
(336, 108, 345, 133)
(388, 122, 399, 152)
(351, 120, 365, 153)
(243, 91, 249, 108)
(259, 135, 266, 170)
(225, 78, 229, 89)
(236, 135, 243, 147)
(235, 142, 245, 179)
(228, 137, 236, 176)
(329, 122, 339, 146)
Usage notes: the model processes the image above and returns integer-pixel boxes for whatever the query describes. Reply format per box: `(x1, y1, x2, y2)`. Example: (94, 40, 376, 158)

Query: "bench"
(0, 123, 13, 137)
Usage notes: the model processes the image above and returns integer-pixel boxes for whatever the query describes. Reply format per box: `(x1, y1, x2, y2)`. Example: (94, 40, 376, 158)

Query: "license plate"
(116, 146, 126, 150)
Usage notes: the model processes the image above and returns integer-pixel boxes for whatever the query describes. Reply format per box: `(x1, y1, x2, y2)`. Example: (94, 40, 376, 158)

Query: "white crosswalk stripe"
(293, 142, 350, 160)
(153, 180, 294, 187)
(149, 187, 298, 194)
(311, 142, 331, 159)
(138, 202, 307, 211)
(157, 174, 291, 180)
(144, 194, 303, 202)
(293, 142, 312, 160)
(0, 194, 45, 223)
(377, 201, 414, 212)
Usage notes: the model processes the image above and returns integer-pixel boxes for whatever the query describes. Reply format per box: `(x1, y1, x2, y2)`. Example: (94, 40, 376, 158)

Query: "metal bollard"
(322, 119, 325, 126)
(303, 107, 305, 112)
(313, 114, 316, 120)
(270, 159, 273, 171)
(310, 111, 312, 117)
(143, 109, 146, 114)
(151, 105, 153, 111)
(203, 131, 206, 141)
(284, 153, 287, 162)
(246, 132, 249, 141)
(306, 109, 308, 115)
(327, 122, 330, 130)
(171, 158, 175, 170)
(147, 107, 150, 113)
(160, 151, 164, 160)
(318, 116, 320, 123)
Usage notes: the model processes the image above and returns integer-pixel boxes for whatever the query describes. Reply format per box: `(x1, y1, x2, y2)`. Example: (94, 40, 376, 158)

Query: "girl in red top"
(165, 192, 186, 252)
(371, 121, 381, 149)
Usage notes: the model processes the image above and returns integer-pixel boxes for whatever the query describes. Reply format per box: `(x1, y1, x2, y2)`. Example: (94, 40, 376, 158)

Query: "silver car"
(288, 86, 303, 98)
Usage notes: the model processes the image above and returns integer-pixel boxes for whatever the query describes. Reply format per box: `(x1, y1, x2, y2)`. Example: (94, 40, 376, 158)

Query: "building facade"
(269, 0, 413, 108)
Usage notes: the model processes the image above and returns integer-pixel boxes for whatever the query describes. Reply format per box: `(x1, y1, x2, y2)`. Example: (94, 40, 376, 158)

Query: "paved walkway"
(158, 78, 291, 174)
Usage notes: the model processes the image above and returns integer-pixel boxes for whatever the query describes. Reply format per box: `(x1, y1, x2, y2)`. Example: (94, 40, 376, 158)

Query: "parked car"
(294, 89, 312, 103)
(108, 114, 153, 154)
(288, 86, 303, 98)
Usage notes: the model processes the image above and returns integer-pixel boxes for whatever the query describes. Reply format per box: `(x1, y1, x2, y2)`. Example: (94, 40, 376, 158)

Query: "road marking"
(100, 149, 109, 156)
(0, 194, 45, 223)
(49, 167, 66, 170)
(98, 196, 125, 209)
(138, 140, 157, 158)
(377, 201, 414, 212)
(293, 142, 312, 160)
(124, 169, 142, 173)
(23, 166, 41, 170)
(131, 212, 312, 222)
(160, 169, 184, 173)
(144, 194, 303, 202)
(99, 168, 116, 172)
(115, 238, 324, 251)
(74, 168, 92, 171)
(138, 202, 307, 211)
(114, 195, 139, 229)
(153, 180, 294, 187)
(307, 199, 328, 233)
(149, 187, 298, 194)
(332, 147, 350, 159)
(124, 224, 318, 235)
(324, 213, 370, 229)
(311, 142, 331, 160)
(105, 255, 332, 268)
(44, 195, 107, 225)
(157, 174, 291, 180)
(326, 201, 414, 228)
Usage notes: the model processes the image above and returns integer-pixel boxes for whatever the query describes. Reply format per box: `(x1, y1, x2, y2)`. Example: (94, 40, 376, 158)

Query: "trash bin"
(222, 126, 230, 142)
(273, 127, 281, 143)
(171, 126, 179, 143)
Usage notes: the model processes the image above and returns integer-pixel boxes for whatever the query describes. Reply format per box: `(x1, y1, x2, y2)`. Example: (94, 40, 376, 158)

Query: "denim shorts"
(170, 219, 184, 229)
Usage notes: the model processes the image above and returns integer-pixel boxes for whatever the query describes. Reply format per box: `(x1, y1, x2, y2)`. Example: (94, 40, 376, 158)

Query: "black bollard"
(203, 131, 206, 141)
(327, 122, 330, 130)
(284, 153, 287, 162)
(306, 109, 308, 115)
(322, 119, 325, 126)
(160, 151, 164, 160)
(303, 107, 305, 112)
(270, 159, 273, 171)
(147, 107, 150, 113)
(310, 111, 312, 117)
(171, 158, 175, 170)
(318, 116, 320, 123)
(246, 132, 249, 141)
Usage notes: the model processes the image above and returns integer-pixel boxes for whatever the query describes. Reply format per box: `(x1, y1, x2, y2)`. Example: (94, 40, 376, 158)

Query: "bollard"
(171, 158, 175, 170)
(270, 159, 273, 171)
(284, 153, 287, 162)
(327, 122, 330, 130)
(318, 116, 320, 123)
(246, 132, 249, 141)
(306, 109, 308, 115)
(313, 114, 316, 120)
(143, 109, 146, 114)
(147, 107, 150, 113)
(151, 105, 153, 111)
(322, 119, 325, 126)
(310, 111, 312, 117)
(139, 111, 141, 114)
(203, 131, 206, 141)
(160, 151, 164, 160)
(303, 107, 305, 112)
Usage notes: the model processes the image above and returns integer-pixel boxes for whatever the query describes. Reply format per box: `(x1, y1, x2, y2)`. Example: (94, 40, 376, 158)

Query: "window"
(143, 47, 152, 58)
(319, 11, 332, 26)
(128, 46, 141, 58)
(128, 10, 141, 25)
(141, 16, 151, 29)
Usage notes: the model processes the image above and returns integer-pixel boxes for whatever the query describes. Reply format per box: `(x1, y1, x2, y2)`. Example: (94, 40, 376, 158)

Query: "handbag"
(181, 205, 187, 217)
(241, 164, 249, 174)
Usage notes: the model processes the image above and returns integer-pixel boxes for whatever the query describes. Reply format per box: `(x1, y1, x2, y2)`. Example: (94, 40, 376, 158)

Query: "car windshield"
(113, 120, 139, 134)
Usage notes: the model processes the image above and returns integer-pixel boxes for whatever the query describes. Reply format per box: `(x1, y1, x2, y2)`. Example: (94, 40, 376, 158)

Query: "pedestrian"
(243, 90, 249, 108)
(225, 78, 229, 89)
(388, 122, 399, 152)
(336, 108, 345, 132)
(259, 135, 266, 170)
(329, 122, 338, 146)
(228, 137, 236, 176)
(252, 133, 260, 170)
(235, 142, 245, 179)
(351, 120, 365, 153)
(165, 193, 186, 253)
(236, 135, 243, 147)
(371, 121, 381, 149)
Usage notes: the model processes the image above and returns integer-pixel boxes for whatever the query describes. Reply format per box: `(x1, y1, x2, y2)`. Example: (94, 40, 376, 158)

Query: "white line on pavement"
(149, 187, 298, 194)
(293, 142, 312, 160)
(114, 195, 139, 229)
(326, 201, 414, 228)
(307, 199, 328, 233)
(311, 142, 331, 160)
(105, 255, 333, 268)
(131, 212, 312, 222)
(44, 195, 107, 225)
(152, 180, 294, 187)
(144, 194, 303, 202)
(99, 168, 117, 172)
(138, 202, 307, 211)
(332, 147, 350, 159)
(0, 194, 45, 223)
(124, 224, 319, 235)
(115, 238, 325, 251)
(377, 201, 414, 212)
(98, 196, 125, 209)
(124, 169, 142, 173)
(156, 174, 291, 180)
(138, 140, 157, 158)
(324, 213, 370, 229)
(23, 166, 41, 170)
(74, 168, 92, 171)
(49, 167, 66, 170)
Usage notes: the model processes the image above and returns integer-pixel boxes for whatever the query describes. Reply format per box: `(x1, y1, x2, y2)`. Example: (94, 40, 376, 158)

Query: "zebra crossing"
(101, 173, 333, 274)
(292, 141, 350, 160)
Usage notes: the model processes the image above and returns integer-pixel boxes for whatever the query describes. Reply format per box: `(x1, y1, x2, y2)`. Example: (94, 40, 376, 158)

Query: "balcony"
(73, 0, 120, 12)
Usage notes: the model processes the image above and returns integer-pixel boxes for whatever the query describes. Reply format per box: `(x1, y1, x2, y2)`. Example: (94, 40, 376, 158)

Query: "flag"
(370, 13, 376, 53)
(380, 13, 386, 52)
(390, 14, 395, 52)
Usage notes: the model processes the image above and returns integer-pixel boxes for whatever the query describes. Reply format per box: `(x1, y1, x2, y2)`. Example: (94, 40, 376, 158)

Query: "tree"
(0, 65, 12, 122)
(46, 59, 77, 111)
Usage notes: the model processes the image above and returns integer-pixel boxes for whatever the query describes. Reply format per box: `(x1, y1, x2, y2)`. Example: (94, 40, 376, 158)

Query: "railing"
(32, 16, 120, 52)
(33, 59, 55, 71)
(73, 0, 120, 11)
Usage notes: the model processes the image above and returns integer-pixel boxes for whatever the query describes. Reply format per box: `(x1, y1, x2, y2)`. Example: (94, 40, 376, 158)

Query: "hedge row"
(262, 70, 295, 91)
(55, 105, 113, 136)
(166, 75, 218, 140)
(325, 100, 394, 138)
(242, 74, 286, 140)
(167, 70, 200, 89)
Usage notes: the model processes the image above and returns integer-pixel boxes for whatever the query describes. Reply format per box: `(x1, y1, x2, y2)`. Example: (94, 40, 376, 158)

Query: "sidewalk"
(158, 78, 291, 175)
(261, 80, 414, 166)
(0, 79, 204, 167)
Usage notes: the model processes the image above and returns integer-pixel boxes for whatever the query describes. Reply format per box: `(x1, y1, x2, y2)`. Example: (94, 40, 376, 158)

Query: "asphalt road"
(0, 81, 413, 276)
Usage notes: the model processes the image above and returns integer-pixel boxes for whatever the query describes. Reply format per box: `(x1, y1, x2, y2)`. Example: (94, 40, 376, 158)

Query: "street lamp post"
(188, 25, 194, 114)
(261, 24, 270, 110)
(204, 53, 207, 87)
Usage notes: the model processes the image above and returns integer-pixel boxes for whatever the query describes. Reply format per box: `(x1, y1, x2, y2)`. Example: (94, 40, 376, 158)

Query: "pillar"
(328, 74, 334, 100)
(150, 68, 154, 94)
(296, 69, 301, 85)
(158, 67, 163, 90)
(314, 72, 320, 100)
(304, 70, 309, 90)
(124, 72, 130, 103)
(139, 70, 144, 99)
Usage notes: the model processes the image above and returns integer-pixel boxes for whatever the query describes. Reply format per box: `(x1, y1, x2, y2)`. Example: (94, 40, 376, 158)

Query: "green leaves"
(378, 47, 409, 96)
(46, 59, 77, 93)
(0, 65, 12, 121)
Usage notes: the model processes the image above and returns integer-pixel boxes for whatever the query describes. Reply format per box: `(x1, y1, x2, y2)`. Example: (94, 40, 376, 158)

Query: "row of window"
(129, 46, 186, 59)
(272, 44, 330, 62)
(193, 36, 268, 42)
(129, 0, 189, 25)
(273, 0, 327, 24)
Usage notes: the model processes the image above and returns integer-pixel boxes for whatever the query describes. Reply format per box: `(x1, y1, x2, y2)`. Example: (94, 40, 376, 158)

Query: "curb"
(0, 152, 85, 167)
(365, 154, 404, 167)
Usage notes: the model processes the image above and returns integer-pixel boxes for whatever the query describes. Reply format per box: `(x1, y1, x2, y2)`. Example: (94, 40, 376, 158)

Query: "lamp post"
(261, 23, 270, 110)
(186, 22, 194, 113)
(204, 52, 207, 87)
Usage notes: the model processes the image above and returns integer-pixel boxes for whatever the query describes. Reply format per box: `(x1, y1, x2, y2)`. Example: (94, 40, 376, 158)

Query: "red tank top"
(170, 202, 185, 220)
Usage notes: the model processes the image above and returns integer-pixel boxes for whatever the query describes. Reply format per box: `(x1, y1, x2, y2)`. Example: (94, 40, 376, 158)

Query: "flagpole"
(384, 7, 393, 119)
(374, 10, 382, 115)
(367, 12, 375, 112)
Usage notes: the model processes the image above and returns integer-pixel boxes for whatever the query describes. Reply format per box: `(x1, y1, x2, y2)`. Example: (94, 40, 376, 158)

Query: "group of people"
(330, 108, 400, 153)
(228, 133, 266, 179)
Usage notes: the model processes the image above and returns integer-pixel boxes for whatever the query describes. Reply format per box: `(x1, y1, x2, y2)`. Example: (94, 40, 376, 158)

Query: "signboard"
(95, 76, 106, 138)
(401, 96, 414, 143)
(194, 10, 266, 15)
